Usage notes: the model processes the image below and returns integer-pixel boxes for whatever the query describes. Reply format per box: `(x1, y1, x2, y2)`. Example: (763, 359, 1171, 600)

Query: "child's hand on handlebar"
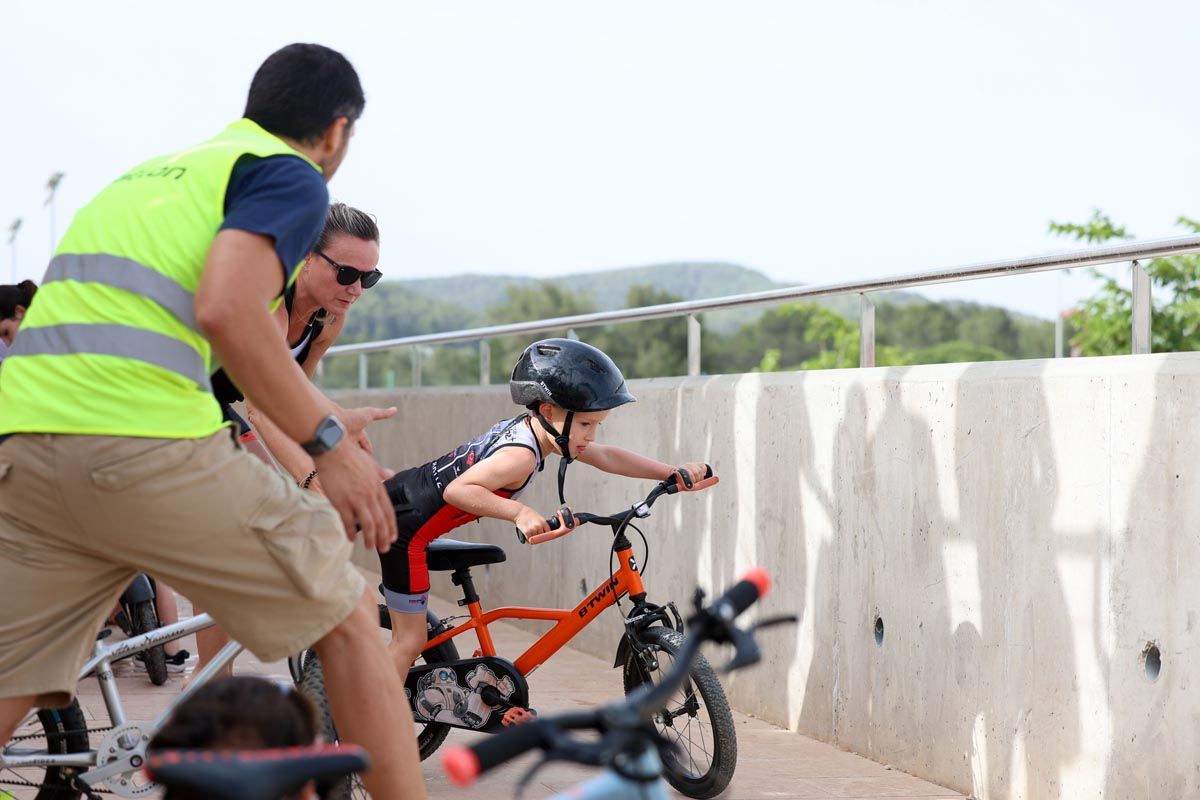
(673, 463, 718, 492)
(516, 506, 575, 545)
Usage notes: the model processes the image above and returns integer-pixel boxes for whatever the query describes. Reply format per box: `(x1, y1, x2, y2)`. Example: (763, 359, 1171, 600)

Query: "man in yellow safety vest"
(0, 43, 424, 799)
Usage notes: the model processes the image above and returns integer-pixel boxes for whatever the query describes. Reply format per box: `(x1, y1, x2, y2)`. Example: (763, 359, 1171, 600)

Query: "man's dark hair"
(244, 43, 365, 143)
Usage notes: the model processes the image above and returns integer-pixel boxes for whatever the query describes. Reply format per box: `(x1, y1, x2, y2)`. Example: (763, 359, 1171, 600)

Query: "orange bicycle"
(298, 467, 737, 799)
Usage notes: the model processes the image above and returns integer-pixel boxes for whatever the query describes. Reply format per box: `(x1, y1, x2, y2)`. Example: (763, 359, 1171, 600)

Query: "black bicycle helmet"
(510, 339, 636, 504)
(510, 338, 636, 412)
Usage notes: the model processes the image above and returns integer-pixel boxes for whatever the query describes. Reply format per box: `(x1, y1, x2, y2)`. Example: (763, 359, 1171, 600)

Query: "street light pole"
(7, 218, 21, 283)
(45, 172, 64, 258)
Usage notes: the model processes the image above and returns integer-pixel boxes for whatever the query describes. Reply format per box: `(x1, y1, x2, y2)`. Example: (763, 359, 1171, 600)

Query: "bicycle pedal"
(501, 707, 537, 726)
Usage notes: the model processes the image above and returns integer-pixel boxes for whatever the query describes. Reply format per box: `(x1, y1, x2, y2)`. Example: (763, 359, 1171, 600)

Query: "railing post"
(357, 353, 368, 390)
(566, 328, 580, 341)
(479, 340, 491, 385)
(1132, 259, 1151, 355)
(859, 293, 875, 368)
(687, 315, 701, 377)
(411, 346, 423, 387)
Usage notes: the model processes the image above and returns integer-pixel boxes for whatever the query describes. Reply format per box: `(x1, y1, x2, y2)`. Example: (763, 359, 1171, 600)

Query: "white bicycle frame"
(548, 749, 671, 800)
(1, 612, 244, 789)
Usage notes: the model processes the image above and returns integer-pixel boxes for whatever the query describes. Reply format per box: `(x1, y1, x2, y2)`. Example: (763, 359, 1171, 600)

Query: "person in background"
(0, 285, 31, 365)
(149, 676, 318, 800)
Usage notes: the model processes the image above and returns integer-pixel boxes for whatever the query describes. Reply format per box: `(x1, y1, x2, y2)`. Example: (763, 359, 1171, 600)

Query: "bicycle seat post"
(450, 567, 479, 608)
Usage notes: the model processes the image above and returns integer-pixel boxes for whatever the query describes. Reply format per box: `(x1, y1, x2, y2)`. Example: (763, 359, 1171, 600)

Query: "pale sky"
(4, 0, 1198, 321)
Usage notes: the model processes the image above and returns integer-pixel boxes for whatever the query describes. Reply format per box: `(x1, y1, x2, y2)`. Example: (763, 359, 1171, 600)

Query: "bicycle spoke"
(645, 646, 718, 779)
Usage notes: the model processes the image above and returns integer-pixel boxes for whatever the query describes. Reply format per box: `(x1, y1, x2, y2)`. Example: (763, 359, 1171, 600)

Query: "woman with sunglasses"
(195, 202, 390, 680)
(211, 201, 387, 469)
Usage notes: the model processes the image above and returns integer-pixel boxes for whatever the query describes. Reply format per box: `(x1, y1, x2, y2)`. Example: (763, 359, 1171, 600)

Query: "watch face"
(306, 415, 346, 455)
(318, 416, 346, 450)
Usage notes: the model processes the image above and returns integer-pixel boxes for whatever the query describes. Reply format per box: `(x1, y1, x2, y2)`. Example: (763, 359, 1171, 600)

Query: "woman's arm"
(246, 403, 320, 486)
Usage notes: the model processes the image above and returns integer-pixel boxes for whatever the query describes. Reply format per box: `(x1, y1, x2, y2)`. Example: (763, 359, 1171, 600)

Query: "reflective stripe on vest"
(11, 324, 211, 390)
(43, 253, 200, 334)
(0, 118, 322, 438)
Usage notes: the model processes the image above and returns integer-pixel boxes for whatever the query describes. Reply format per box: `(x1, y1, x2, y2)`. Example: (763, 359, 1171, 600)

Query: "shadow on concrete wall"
(953, 361, 1080, 798)
(796, 362, 1083, 799)
(1101, 360, 1200, 798)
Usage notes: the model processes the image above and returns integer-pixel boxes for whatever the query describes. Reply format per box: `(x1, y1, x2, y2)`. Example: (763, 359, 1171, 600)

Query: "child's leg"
(387, 607, 429, 685)
(377, 509, 437, 684)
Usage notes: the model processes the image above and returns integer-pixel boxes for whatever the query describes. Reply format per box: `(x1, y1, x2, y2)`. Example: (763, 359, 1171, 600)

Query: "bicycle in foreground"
(0, 611, 243, 798)
(299, 467, 756, 799)
(441, 569, 792, 799)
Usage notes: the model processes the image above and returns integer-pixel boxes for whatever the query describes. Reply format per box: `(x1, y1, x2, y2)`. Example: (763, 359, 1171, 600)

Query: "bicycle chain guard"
(406, 656, 530, 733)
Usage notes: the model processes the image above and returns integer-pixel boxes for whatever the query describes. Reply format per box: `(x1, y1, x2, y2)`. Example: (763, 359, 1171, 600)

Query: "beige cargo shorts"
(0, 431, 364, 707)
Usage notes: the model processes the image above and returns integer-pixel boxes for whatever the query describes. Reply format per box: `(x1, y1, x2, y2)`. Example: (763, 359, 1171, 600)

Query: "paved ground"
(5, 592, 967, 800)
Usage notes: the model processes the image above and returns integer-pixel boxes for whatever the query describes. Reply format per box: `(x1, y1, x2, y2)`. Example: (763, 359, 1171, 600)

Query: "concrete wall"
(333, 352, 1200, 799)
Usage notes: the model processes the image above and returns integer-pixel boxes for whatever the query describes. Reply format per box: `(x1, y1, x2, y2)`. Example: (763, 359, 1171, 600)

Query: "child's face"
(541, 405, 609, 458)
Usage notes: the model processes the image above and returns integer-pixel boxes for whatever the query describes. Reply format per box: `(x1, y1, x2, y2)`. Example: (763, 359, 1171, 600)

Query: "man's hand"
(315, 444, 398, 553)
(338, 405, 398, 454)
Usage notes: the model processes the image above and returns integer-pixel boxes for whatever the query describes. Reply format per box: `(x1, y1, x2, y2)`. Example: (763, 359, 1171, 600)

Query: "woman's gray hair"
(316, 202, 379, 250)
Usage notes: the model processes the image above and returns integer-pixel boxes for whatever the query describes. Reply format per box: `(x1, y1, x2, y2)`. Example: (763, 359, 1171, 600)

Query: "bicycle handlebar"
(442, 567, 770, 787)
(146, 744, 369, 800)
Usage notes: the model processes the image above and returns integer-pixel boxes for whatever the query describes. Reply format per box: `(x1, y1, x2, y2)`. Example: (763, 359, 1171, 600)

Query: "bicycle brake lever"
(720, 627, 762, 673)
(751, 614, 800, 632)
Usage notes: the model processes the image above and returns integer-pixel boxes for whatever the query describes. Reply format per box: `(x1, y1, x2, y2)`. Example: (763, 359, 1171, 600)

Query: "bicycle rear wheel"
(132, 601, 168, 686)
(622, 626, 737, 798)
(296, 606, 461, 800)
(0, 702, 91, 800)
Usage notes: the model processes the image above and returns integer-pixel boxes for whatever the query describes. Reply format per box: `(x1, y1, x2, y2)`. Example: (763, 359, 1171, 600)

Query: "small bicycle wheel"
(622, 626, 737, 798)
(0, 702, 91, 800)
(132, 601, 168, 686)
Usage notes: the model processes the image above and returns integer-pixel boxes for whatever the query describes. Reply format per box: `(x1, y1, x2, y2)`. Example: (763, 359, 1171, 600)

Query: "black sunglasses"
(314, 249, 383, 289)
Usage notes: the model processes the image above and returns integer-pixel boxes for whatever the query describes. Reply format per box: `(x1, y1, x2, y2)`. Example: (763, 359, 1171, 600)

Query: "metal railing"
(323, 234, 1200, 388)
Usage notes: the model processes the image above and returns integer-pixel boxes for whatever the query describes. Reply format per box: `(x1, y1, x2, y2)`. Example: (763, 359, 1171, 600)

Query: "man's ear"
(318, 116, 350, 158)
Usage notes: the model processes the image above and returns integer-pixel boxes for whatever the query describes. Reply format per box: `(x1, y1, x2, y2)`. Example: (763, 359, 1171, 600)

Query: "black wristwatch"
(301, 414, 347, 456)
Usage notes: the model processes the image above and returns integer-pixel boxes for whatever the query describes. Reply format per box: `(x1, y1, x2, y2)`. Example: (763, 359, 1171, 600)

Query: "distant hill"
(334, 261, 1050, 349)
(399, 262, 779, 315)
(374, 262, 936, 337)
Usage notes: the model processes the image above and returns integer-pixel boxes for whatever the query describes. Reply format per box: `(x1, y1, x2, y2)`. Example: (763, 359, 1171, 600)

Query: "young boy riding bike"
(379, 338, 715, 679)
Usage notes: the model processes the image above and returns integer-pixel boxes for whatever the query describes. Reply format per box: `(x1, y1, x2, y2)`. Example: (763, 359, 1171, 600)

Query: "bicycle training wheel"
(0, 703, 90, 800)
(622, 626, 737, 798)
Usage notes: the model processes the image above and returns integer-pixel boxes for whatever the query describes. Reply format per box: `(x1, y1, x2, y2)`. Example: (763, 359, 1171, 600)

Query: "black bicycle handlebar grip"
(713, 568, 771, 618)
(443, 723, 548, 786)
(545, 505, 573, 532)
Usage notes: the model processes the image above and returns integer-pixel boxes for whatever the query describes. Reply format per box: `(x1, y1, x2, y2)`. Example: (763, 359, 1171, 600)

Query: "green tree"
(591, 285, 690, 378)
(484, 282, 597, 382)
(799, 307, 911, 370)
(1050, 211, 1200, 355)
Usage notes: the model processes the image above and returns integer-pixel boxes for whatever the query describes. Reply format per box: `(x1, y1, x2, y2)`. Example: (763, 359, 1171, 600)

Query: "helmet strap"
(534, 407, 575, 505)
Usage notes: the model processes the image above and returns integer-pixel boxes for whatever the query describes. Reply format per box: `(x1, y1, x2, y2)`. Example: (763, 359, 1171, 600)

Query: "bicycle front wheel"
(622, 626, 737, 798)
(0, 703, 91, 800)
